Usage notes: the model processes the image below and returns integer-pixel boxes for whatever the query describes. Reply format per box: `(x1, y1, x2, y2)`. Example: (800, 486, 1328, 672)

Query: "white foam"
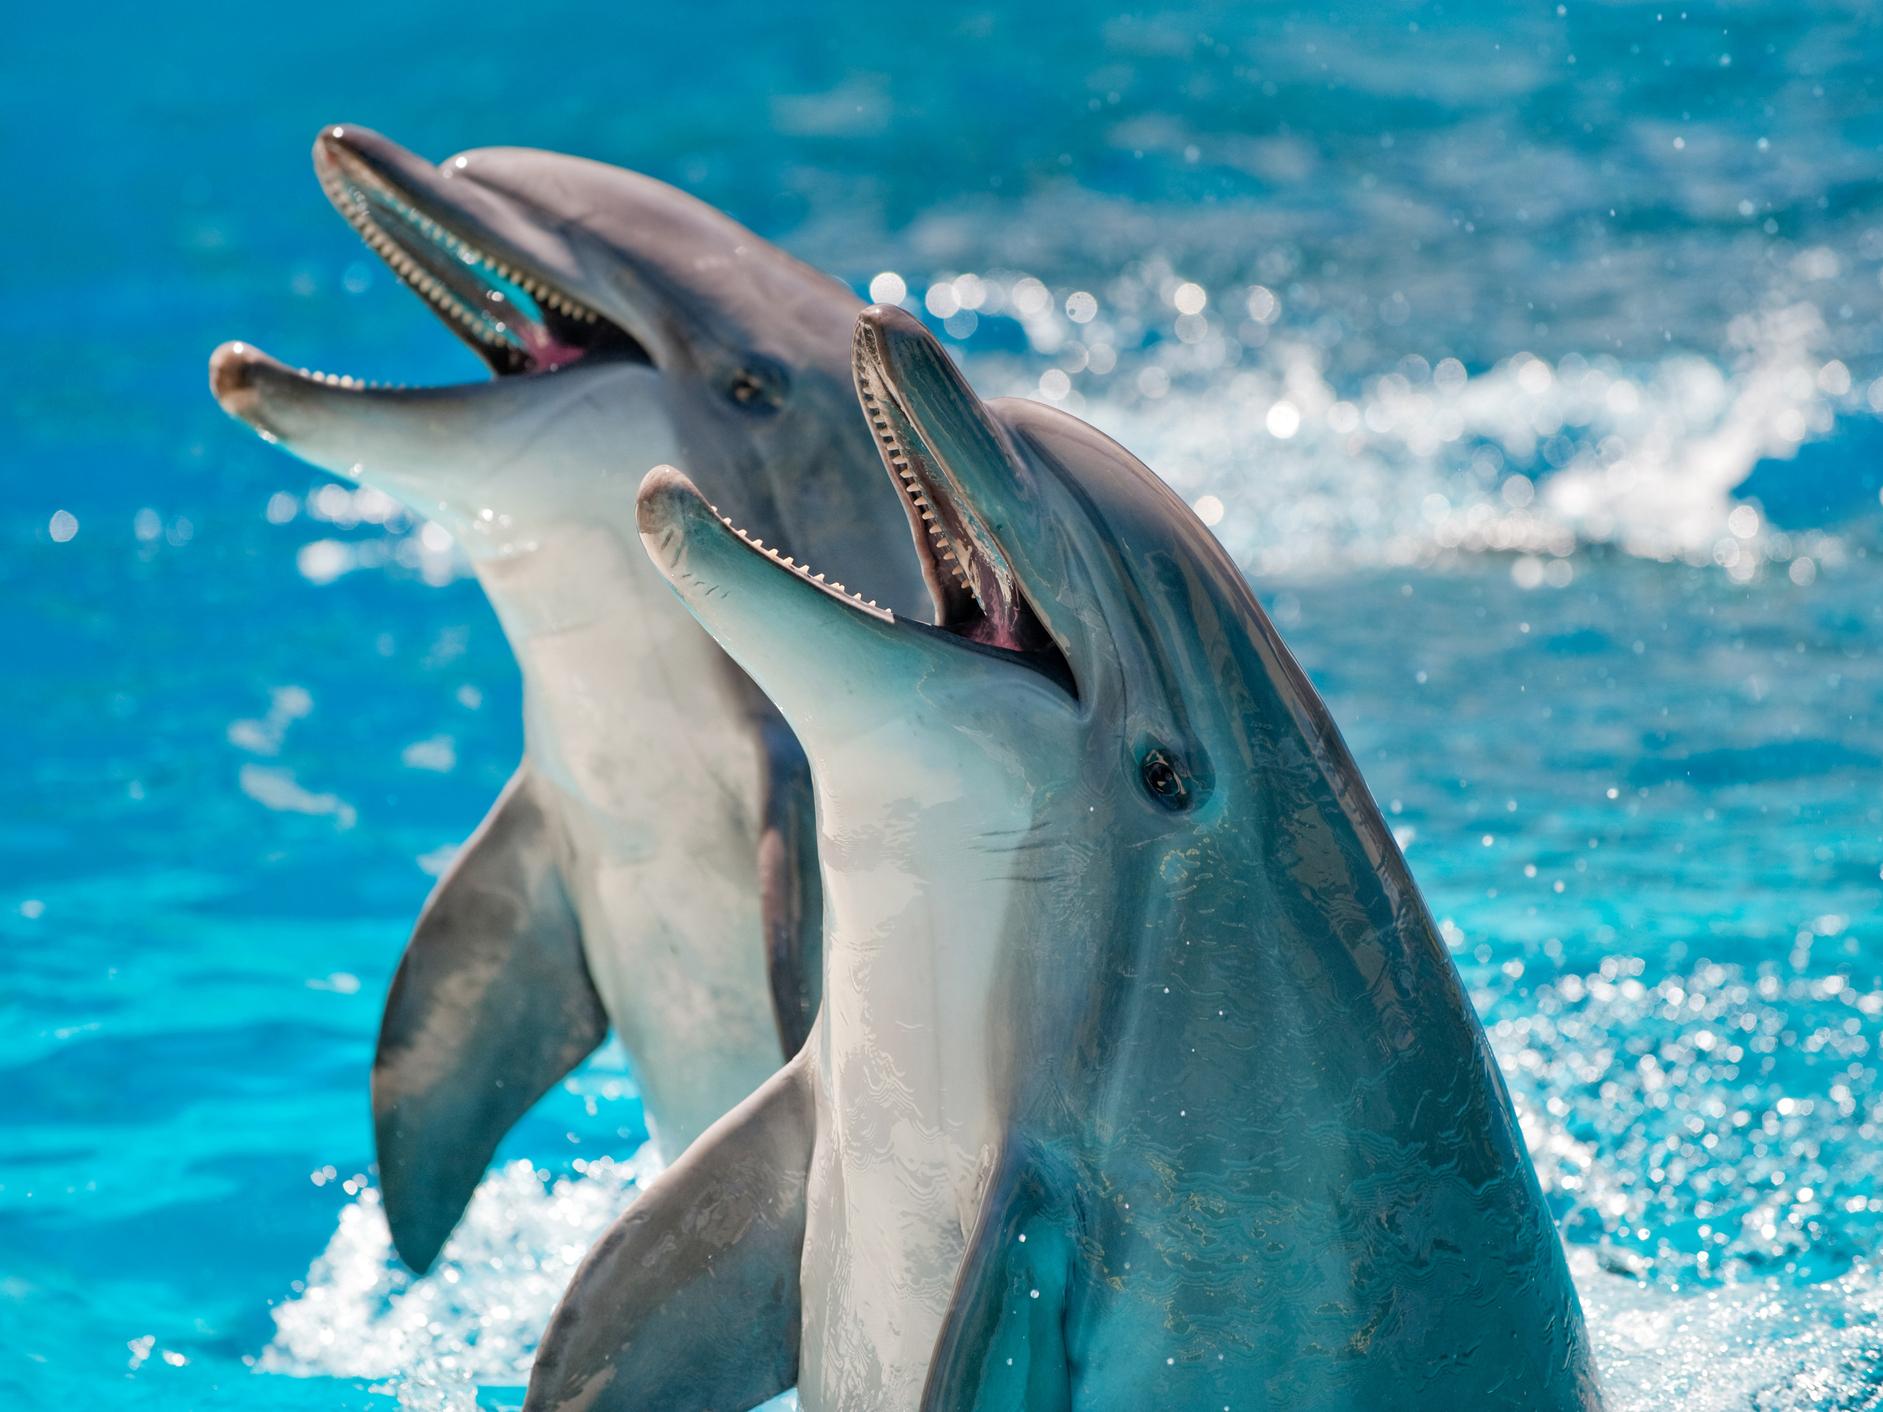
(1004, 296, 1855, 581)
(262, 1151, 1878, 1408)
(238, 763, 357, 830)
(261, 1153, 660, 1405)
(1577, 1250, 1883, 1411)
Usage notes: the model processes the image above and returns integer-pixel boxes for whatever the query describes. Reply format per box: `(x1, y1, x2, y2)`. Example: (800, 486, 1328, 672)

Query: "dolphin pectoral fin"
(524, 1052, 816, 1412)
(757, 714, 822, 1056)
(921, 1148, 1075, 1412)
(373, 766, 607, 1273)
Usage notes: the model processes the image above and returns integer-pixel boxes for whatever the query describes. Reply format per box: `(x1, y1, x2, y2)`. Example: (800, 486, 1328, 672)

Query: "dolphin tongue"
(852, 308, 1048, 653)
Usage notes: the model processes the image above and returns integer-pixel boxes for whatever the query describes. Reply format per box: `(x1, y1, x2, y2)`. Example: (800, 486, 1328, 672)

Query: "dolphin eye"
(1139, 747, 1192, 811)
(727, 359, 788, 414)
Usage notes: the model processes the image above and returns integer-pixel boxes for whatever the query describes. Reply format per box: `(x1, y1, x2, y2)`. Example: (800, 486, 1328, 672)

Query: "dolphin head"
(639, 306, 1425, 1022)
(209, 126, 915, 596)
(637, 303, 1307, 839)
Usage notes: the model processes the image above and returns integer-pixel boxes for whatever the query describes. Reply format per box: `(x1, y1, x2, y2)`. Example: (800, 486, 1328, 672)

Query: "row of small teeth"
(318, 163, 599, 352)
(859, 382, 975, 594)
(297, 368, 407, 391)
(706, 503, 892, 620)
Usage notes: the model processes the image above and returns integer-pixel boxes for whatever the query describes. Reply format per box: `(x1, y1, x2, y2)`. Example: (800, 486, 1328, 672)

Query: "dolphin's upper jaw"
(852, 310, 1063, 669)
(854, 334, 979, 632)
(310, 126, 648, 378)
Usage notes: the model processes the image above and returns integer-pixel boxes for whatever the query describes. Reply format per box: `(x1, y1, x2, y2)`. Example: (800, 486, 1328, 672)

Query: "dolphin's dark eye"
(1140, 748, 1191, 810)
(727, 359, 788, 414)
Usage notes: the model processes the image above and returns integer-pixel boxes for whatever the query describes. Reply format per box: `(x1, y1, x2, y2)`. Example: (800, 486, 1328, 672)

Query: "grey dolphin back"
(373, 767, 607, 1272)
(523, 1051, 817, 1412)
(756, 713, 822, 1055)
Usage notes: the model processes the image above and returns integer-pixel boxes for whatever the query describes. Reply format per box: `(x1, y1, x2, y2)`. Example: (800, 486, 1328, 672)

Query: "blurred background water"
(5, 0, 1883, 1406)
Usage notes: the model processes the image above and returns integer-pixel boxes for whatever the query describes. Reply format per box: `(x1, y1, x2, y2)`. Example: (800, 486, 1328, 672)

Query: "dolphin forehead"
(996, 398, 1253, 641)
(446, 144, 863, 361)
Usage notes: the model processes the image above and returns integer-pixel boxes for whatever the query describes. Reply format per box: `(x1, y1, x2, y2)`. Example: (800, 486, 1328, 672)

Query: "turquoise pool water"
(6, 1, 1882, 1406)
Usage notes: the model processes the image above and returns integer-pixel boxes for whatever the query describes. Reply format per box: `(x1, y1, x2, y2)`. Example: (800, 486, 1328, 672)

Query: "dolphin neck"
(810, 795, 1026, 1154)
(474, 518, 761, 829)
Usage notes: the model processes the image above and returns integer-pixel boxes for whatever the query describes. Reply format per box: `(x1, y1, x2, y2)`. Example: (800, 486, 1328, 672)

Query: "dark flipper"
(373, 766, 607, 1273)
(756, 713, 822, 1055)
(523, 1051, 817, 1412)
(921, 1146, 1076, 1412)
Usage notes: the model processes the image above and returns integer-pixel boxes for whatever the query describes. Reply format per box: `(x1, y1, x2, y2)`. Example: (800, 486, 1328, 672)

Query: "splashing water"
(949, 271, 1865, 580)
(267, 1142, 1882, 1411)
(262, 1157, 658, 1399)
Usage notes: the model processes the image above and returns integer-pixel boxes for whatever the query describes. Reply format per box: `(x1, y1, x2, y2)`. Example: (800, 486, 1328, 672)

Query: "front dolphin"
(206, 128, 928, 1273)
(524, 307, 1603, 1410)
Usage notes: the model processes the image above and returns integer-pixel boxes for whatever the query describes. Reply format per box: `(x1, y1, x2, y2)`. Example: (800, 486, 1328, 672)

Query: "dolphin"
(206, 127, 928, 1273)
(522, 306, 1604, 1411)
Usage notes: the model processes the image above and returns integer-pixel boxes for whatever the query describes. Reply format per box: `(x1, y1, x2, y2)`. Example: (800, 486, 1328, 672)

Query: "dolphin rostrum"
(207, 127, 927, 1273)
(523, 305, 1603, 1410)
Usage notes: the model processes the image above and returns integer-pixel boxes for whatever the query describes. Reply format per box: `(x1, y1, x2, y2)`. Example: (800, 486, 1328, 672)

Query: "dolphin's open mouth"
(309, 128, 648, 378)
(211, 127, 649, 420)
(660, 306, 1075, 694)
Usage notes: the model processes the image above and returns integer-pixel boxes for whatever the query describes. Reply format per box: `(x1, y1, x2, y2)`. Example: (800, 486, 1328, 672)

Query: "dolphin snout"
(208, 341, 282, 437)
(311, 123, 422, 190)
(636, 465, 701, 571)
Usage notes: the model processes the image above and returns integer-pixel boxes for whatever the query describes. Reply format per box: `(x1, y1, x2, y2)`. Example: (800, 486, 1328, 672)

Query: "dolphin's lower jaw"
(206, 340, 388, 445)
(638, 466, 895, 619)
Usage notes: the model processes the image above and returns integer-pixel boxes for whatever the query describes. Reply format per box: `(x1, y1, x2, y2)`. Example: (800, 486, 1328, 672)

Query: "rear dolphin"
(207, 127, 927, 1273)
(523, 307, 1602, 1410)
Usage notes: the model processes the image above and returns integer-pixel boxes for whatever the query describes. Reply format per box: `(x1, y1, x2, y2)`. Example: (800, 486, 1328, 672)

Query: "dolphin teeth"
(858, 380, 979, 596)
(705, 504, 895, 623)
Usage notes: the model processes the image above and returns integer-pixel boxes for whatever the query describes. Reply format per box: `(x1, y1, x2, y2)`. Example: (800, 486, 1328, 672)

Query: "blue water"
(6, 1, 1883, 1406)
